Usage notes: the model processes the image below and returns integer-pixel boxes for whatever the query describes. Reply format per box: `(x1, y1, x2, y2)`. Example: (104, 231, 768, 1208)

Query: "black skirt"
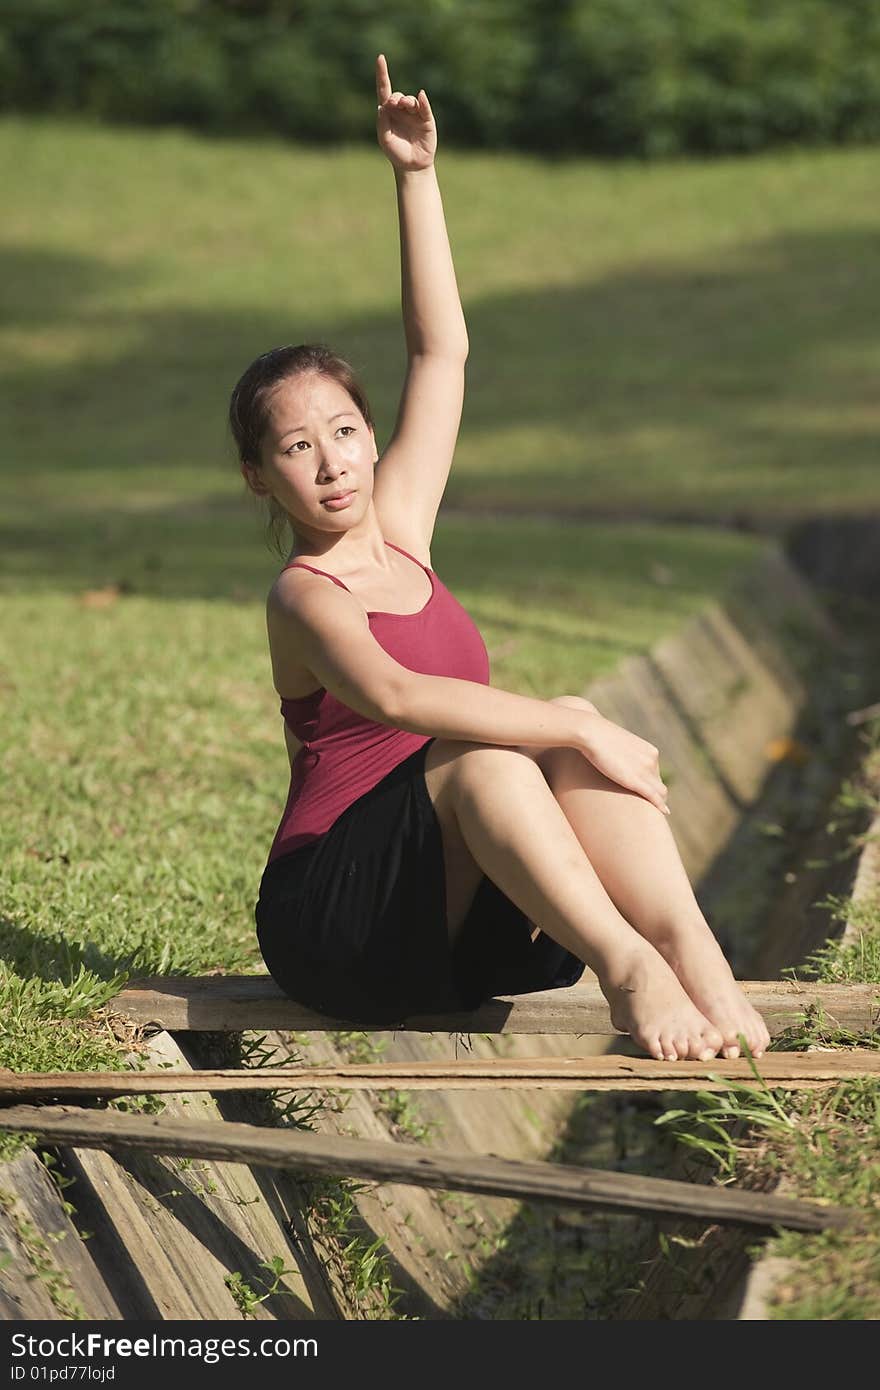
(255, 741, 586, 1027)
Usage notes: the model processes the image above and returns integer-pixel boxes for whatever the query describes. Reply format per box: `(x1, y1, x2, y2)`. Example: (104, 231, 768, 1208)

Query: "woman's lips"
(322, 491, 355, 510)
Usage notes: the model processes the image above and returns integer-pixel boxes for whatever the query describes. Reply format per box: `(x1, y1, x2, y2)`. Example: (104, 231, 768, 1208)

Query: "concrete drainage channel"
(0, 518, 877, 1321)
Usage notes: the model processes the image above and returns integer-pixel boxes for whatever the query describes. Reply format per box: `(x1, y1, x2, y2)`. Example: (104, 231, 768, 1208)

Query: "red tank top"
(265, 541, 490, 866)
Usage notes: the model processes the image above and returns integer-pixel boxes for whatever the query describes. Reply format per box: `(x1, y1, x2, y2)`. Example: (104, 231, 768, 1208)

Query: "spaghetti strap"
(384, 540, 430, 573)
(281, 540, 427, 590)
(282, 562, 351, 592)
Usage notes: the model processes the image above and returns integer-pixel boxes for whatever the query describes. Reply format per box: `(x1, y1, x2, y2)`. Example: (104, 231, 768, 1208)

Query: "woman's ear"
(241, 460, 270, 497)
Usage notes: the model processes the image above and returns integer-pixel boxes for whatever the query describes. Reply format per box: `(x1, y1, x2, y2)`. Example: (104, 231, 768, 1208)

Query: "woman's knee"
(426, 698, 601, 801)
(528, 695, 608, 785)
(509, 696, 600, 770)
(428, 737, 548, 806)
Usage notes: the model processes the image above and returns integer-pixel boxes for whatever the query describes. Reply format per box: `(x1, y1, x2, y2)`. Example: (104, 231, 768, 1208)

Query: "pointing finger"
(375, 53, 391, 104)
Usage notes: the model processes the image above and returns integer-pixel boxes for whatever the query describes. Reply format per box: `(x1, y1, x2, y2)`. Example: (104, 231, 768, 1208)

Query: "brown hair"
(228, 343, 376, 557)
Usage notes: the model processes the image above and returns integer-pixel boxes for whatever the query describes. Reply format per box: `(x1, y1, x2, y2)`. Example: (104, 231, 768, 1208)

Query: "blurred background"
(1, 0, 878, 1019)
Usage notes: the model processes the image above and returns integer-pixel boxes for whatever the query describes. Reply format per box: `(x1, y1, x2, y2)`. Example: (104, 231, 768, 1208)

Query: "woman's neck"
(289, 507, 393, 573)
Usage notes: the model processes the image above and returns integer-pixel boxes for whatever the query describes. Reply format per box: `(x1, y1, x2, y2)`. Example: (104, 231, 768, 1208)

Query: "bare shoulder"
(265, 567, 347, 698)
(267, 563, 360, 626)
(266, 563, 318, 620)
(267, 564, 371, 657)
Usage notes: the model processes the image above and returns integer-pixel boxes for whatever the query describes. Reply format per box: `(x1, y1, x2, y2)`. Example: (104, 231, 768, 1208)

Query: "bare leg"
(423, 738, 726, 1062)
(521, 697, 771, 1059)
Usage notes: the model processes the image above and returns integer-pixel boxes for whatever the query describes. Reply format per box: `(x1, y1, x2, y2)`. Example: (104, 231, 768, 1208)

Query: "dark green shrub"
(1, 0, 878, 158)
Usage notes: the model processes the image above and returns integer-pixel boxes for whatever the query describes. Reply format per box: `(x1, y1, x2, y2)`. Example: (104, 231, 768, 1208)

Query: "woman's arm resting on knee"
(396, 671, 670, 812)
(271, 575, 669, 812)
(269, 572, 597, 751)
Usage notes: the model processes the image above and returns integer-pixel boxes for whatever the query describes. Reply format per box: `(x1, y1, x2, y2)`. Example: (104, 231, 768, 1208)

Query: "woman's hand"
(375, 53, 436, 172)
(577, 714, 671, 816)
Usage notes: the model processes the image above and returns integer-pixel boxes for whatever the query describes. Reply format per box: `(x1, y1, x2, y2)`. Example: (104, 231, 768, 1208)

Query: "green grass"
(1, 116, 879, 523)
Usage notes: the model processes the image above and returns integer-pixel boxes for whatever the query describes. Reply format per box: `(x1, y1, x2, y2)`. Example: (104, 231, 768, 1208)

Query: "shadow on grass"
(2, 224, 879, 602)
(0, 914, 142, 987)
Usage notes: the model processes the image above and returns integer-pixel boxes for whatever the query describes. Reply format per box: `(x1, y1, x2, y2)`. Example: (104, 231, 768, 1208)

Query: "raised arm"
(370, 54, 468, 553)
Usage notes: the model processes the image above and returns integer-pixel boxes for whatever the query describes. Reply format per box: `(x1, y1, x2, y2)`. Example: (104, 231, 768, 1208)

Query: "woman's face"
(242, 372, 377, 533)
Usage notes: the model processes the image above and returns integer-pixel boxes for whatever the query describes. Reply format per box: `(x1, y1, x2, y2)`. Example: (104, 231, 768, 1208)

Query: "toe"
(692, 1030, 719, 1060)
(716, 1024, 743, 1059)
(687, 1037, 712, 1061)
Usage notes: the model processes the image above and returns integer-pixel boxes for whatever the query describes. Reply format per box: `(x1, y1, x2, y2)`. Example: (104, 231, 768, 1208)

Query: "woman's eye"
(286, 426, 354, 455)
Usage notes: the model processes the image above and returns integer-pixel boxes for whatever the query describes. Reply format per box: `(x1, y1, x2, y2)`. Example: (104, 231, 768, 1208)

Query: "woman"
(231, 54, 769, 1061)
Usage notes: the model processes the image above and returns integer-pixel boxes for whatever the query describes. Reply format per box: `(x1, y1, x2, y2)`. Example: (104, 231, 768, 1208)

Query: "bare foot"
(600, 944, 725, 1062)
(654, 922, 771, 1060)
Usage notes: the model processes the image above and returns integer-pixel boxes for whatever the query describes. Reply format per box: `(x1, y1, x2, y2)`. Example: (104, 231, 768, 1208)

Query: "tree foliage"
(2, 0, 879, 157)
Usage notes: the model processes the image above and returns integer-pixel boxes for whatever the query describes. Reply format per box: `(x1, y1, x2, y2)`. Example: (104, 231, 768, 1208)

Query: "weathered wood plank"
(3, 1050, 879, 1097)
(0, 1148, 122, 1321)
(108, 976, 880, 1036)
(0, 1104, 857, 1234)
(44, 1032, 325, 1321)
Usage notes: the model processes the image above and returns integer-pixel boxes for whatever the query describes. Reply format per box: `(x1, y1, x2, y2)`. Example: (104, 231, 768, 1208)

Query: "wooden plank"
(0, 1148, 122, 1321)
(108, 976, 880, 1036)
(46, 1031, 325, 1321)
(2, 1050, 879, 1097)
(237, 1026, 537, 1315)
(0, 1104, 857, 1235)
